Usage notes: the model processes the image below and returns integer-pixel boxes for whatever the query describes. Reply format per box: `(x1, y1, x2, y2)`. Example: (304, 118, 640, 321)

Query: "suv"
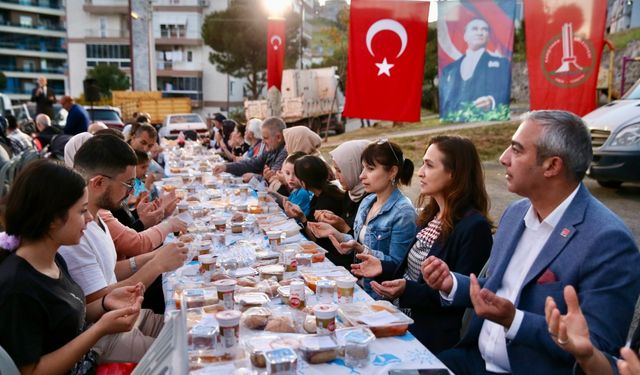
(84, 106, 124, 130)
(583, 79, 640, 188)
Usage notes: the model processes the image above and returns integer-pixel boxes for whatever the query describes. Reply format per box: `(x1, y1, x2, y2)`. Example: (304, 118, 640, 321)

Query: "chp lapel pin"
(560, 228, 571, 237)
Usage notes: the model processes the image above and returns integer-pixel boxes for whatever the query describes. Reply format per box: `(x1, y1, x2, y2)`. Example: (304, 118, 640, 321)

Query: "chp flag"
(525, 0, 607, 116)
(267, 17, 286, 90)
(343, 0, 430, 122)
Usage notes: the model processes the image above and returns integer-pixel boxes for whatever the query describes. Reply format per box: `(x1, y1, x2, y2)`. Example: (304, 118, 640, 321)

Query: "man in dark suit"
(439, 18, 510, 119)
(423, 110, 640, 375)
(30, 76, 56, 118)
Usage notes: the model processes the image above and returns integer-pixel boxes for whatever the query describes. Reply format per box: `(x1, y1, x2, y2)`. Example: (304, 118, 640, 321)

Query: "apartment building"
(608, 0, 640, 33)
(67, 0, 246, 118)
(0, 0, 67, 103)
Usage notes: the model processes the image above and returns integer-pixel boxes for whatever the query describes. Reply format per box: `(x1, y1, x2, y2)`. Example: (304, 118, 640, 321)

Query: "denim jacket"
(344, 188, 417, 296)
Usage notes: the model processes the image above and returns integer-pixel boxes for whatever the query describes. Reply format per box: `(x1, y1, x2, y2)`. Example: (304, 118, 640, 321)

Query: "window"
(19, 16, 33, 27)
(86, 44, 130, 69)
(187, 50, 192, 62)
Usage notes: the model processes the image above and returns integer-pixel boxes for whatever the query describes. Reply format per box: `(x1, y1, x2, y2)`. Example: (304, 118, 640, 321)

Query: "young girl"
(132, 149, 156, 201)
(0, 160, 144, 374)
(270, 152, 313, 217)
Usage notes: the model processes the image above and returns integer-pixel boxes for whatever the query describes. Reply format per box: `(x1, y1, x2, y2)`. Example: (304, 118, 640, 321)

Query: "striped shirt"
(404, 218, 442, 282)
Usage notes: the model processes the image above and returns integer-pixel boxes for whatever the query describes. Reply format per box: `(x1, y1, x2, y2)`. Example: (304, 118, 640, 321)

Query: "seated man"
(423, 110, 640, 375)
(213, 117, 287, 182)
(58, 135, 188, 362)
(34, 113, 61, 150)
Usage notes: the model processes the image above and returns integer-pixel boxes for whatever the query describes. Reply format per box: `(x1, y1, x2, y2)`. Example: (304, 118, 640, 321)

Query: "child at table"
(130, 149, 157, 204)
(269, 152, 313, 217)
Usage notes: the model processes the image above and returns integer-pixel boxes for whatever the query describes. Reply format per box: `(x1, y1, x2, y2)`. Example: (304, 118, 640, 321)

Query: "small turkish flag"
(343, 0, 430, 122)
(267, 18, 286, 90)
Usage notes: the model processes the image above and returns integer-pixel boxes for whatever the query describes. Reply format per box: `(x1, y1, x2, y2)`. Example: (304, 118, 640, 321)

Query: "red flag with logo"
(267, 18, 286, 90)
(343, 0, 429, 122)
(525, 0, 607, 116)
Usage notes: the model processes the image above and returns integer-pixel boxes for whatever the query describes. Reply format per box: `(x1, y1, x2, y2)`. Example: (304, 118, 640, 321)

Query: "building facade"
(0, 0, 67, 103)
(67, 0, 245, 118)
(608, 0, 640, 33)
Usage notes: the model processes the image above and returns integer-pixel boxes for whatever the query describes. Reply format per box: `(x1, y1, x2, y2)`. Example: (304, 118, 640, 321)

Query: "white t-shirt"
(59, 216, 118, 295)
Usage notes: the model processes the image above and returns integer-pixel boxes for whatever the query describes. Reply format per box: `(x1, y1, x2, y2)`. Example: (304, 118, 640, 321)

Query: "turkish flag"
(525, 0, 607, 116)
(343, 0, 429, 122)
(267, 18, 286, 90)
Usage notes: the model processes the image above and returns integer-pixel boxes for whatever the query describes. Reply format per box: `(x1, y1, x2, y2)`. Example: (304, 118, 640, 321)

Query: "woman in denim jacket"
(310, 140, 417, 297)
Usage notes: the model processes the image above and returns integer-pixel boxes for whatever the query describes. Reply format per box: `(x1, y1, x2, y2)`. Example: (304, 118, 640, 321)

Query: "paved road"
(401, 161, 640, 241)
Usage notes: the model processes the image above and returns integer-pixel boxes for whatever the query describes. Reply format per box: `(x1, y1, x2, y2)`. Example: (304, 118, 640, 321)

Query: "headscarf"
(329, 140, 370, 202)
(283, 126, 322, 156)
(64, 132, 93, 168)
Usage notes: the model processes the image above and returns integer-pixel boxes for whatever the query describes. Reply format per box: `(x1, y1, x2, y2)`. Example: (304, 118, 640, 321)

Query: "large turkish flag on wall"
(525, 0, 607, 116)
(267, 18, 286, 90)
(343, 0, 430, 122)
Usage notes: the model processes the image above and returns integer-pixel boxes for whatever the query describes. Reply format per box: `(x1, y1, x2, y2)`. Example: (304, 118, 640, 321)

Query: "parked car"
(84, 106, 124, 130)
(0, 94, 12, 116)
(583, 78, 640, 188)
(159, 113, 208, 139)
(12, 103, 66, 133)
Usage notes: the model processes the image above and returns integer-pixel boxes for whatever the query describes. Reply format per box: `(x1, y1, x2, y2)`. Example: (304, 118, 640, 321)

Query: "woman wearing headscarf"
(63, 132, 93, 167)
(268, 126, 326, 193)
(314, 140, 370, 268)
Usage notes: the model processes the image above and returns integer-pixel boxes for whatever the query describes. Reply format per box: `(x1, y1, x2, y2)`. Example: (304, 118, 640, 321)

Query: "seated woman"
(0, 160, 145, 373)
(244, 118, 265, 159)
(219, 122, 250, 162)
(348, 136, 493, 352)
(309, 140, 416, 298)
(314, 140, 370, 269)
(284, 155, 344, 237)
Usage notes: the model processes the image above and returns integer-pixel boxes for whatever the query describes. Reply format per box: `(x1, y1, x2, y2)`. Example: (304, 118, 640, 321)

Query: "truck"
(111, 91, 192, 125)
(244, 67, 345, 134)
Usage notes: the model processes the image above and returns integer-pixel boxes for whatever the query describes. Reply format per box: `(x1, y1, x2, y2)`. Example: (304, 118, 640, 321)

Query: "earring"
(391, 177, 396, 185)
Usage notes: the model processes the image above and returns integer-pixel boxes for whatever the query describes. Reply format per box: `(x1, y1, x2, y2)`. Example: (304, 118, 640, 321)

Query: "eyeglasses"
(98, 174, 134, 193)
(376, 138, 401, 164)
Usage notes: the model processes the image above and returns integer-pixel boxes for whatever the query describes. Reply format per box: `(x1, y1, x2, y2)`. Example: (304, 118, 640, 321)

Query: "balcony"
(0, 0, 64, 16)
(0, 20, 66, 37)
(0, 65, 65, 74)
(153, 0, 209, 12)
(84, 28, 129, 42)
(83, 0, 128, 14)
(155, 31, 202, 46)
(0, 40, 66, 54)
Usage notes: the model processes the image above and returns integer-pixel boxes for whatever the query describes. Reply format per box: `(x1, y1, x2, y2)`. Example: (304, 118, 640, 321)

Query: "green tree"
(311, 7, 349, 84)
(86, 64, 130, 99)
(422, 25, 438, 112)
(202, 0, 300, 99)
(0, 71, 6, 91)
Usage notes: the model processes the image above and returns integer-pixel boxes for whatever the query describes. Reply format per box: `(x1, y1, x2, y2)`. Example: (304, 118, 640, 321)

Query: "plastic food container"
(190, 324, 218, 352)
(199, 254, 216, 273)
(213, 279, 237, 310)
(264, 347, 298, 375)
(246, 335, 279, 368)
(277, 285, 314, 305)
(215, 310, 242, 356)
(234, 292, 270, 310)
(313, 304, 338, 334)
(343, 328, 375, 367)
(336, 277, 357, 304)
(266, 231, 283, 249)
(183, 288, 205, 308)
(295, 253, 312, 267)
(213, 217, 226, 232)
(315, 279, 336, 304)
(299, 334, 338, 364)
(231, 221, 244, 234)
(338, 300, 414, 338)
(259, 264, 285, 281)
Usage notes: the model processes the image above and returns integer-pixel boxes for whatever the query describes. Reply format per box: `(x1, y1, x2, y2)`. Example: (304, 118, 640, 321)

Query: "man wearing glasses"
(58, 135, 189, 360)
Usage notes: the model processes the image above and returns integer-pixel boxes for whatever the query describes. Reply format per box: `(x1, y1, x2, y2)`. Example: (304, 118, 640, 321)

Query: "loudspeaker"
(83, 78, 101, 102)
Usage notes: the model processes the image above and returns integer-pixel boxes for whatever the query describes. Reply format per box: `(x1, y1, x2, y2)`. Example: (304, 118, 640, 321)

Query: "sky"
(327, 0, 439, 22)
